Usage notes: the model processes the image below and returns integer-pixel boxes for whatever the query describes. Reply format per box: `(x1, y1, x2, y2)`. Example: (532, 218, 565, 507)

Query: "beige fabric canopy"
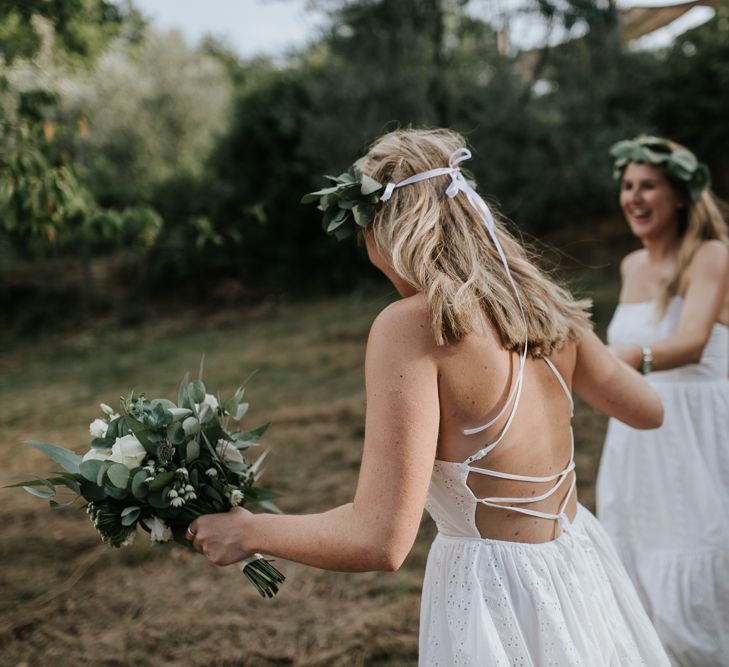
(620, 0, 719, 40)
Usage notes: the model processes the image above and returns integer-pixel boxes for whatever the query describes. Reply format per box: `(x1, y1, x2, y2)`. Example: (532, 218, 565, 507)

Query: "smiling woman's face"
(619, 162, 686, 242)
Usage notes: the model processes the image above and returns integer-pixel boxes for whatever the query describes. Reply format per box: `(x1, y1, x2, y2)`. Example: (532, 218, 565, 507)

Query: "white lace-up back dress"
(598, 296, 729, 667)
(419, 355, 671, 666)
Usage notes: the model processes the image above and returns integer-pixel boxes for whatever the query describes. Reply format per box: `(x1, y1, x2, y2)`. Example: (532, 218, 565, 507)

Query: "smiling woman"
(598, 135, 729, 666)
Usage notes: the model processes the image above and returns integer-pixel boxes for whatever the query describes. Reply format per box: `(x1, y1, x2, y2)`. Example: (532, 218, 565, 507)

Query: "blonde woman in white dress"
(598, 136, 729, 667)
(187, 129, 671, 665)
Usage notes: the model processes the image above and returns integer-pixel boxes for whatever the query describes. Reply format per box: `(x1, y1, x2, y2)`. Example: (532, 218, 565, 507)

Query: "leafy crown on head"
(610, 135, 711, 203)
(301, 165, 384, 240)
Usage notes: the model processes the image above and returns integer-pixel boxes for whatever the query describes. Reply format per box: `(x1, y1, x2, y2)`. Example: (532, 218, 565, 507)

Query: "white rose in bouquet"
(89, 418, 108, 439)
(110, 434, 147, 469)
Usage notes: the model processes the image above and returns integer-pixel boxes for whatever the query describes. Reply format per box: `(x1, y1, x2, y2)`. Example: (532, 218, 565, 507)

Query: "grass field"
(0, 249, 623, 666)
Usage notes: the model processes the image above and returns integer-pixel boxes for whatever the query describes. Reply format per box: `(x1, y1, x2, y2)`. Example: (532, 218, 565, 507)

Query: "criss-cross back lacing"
(465, 356, 577, 533)
(380, 148, 576, 533)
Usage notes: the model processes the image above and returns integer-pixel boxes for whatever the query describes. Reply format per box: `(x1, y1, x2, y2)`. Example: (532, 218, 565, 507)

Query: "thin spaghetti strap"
(463, 347, 528, 436)
(543, 357, 573, 413)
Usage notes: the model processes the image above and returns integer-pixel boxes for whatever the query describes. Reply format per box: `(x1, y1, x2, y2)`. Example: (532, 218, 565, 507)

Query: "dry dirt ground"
(0, 271, 619, 666)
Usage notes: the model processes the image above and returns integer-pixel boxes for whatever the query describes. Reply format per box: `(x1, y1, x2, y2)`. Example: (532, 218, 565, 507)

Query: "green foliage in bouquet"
(8, 365, 285, 598)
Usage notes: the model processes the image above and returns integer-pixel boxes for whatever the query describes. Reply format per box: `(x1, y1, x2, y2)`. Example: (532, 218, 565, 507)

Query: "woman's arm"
(614, 241, 729, 370)
(573, 328, 664, 429)
(188, 297, 440, 572)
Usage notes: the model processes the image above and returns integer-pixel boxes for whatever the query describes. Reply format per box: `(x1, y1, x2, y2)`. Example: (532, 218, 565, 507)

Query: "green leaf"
(121, 508, 140, 526)
(167, 422, 186, 445)
(104, 485, 128, 500)
(232, 422, 270, 448)
(22, 480, 56, 498)
(6, 473, 82, 493)
(249, 449, 270, 480)
(106, 418, 121, 439)
(79, 459, 104, 483)
(79, 481, 107, 500)
(178, 372, 190, 408)
(186, 440, 200, 464)
(91, 437, 114, 449)
(301, 185, 339, 203)
(147, 490, 168, 509)
(151, 402, 172, 428)
(147, 470, 175, 492)
(131, 469, 149, 499)
(107, 463, 131, 489)
(97, 461, 111, 487)
(24, 441, 81, 474)
(257, 500, 282, 514)
(360, 174, 382, 196)
(189, 380, 206, 403)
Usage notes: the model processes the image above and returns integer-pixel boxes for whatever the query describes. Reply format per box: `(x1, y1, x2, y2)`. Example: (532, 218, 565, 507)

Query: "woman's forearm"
(245, 503, 400, 572)
(615, 333, 708, 372)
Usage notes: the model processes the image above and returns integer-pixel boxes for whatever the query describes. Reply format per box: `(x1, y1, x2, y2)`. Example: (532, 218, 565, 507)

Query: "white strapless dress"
(598, 296, 729, 667)
(419, 359, 670, 666)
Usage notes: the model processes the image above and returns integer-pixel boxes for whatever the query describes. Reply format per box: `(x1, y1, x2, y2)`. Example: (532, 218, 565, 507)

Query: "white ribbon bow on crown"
(378, 146, 529, 438)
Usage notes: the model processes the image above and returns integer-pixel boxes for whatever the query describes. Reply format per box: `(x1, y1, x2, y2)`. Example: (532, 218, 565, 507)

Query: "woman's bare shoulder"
(369, 295, 433, 348)
(689, 239, 729, 273)
(620, 248, 646, 280)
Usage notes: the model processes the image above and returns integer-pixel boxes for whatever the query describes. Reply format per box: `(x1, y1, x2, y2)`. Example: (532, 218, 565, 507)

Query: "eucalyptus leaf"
(189, 380, 206, 404)
(147, 470, 175, 491)
(131, 470, 149, 499)
(97, 461, 111, 487)
(104, 485, 129, 500)
(121, 508, 140, 526)
(79, 459, 104, 483)
(107, 463, 131, 489)
(147, 490, 168, 509)
(79, 481, 107, 500)
(106, 418, 121, 440)
(186, 440, 200, 464)
(24, 441, 81, 474)
(178, 372, 190, 408)
(167, 421, 186, 445)
(22, 483, 55, 499)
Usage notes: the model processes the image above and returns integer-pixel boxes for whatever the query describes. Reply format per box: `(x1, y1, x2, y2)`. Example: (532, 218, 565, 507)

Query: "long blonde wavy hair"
(647, 139, 729, 316)
(358, 129, 592, 357)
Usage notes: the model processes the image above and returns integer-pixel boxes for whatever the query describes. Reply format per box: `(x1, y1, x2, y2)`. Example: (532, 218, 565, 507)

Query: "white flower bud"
(168, 489, 178, 499)
(205, 468, 218, 478)
(229, 489, 244, 506)
(89, 419, 108, 439)
(170, 497, 185, 508)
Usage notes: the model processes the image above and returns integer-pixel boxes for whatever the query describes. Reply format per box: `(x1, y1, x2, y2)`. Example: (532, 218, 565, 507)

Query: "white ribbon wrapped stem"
(239, 552, 266, 571)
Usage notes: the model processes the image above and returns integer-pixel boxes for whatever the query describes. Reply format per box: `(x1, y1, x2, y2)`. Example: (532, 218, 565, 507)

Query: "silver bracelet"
(640, 346, 653, 375)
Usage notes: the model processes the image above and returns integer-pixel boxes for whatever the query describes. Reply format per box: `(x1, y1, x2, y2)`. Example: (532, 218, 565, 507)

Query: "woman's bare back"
(433, 322, 578, 543)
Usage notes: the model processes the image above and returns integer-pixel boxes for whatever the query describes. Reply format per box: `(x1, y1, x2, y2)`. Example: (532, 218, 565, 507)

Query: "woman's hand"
(186, 507, 255, 566)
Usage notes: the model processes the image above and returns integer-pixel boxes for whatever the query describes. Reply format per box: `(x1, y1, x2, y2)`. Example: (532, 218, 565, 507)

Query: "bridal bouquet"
(9, 367, 285, 597)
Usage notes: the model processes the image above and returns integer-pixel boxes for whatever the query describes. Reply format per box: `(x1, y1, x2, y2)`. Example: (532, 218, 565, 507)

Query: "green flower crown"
(610, 136, 711, 203)
(301, 167, 384, 240)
